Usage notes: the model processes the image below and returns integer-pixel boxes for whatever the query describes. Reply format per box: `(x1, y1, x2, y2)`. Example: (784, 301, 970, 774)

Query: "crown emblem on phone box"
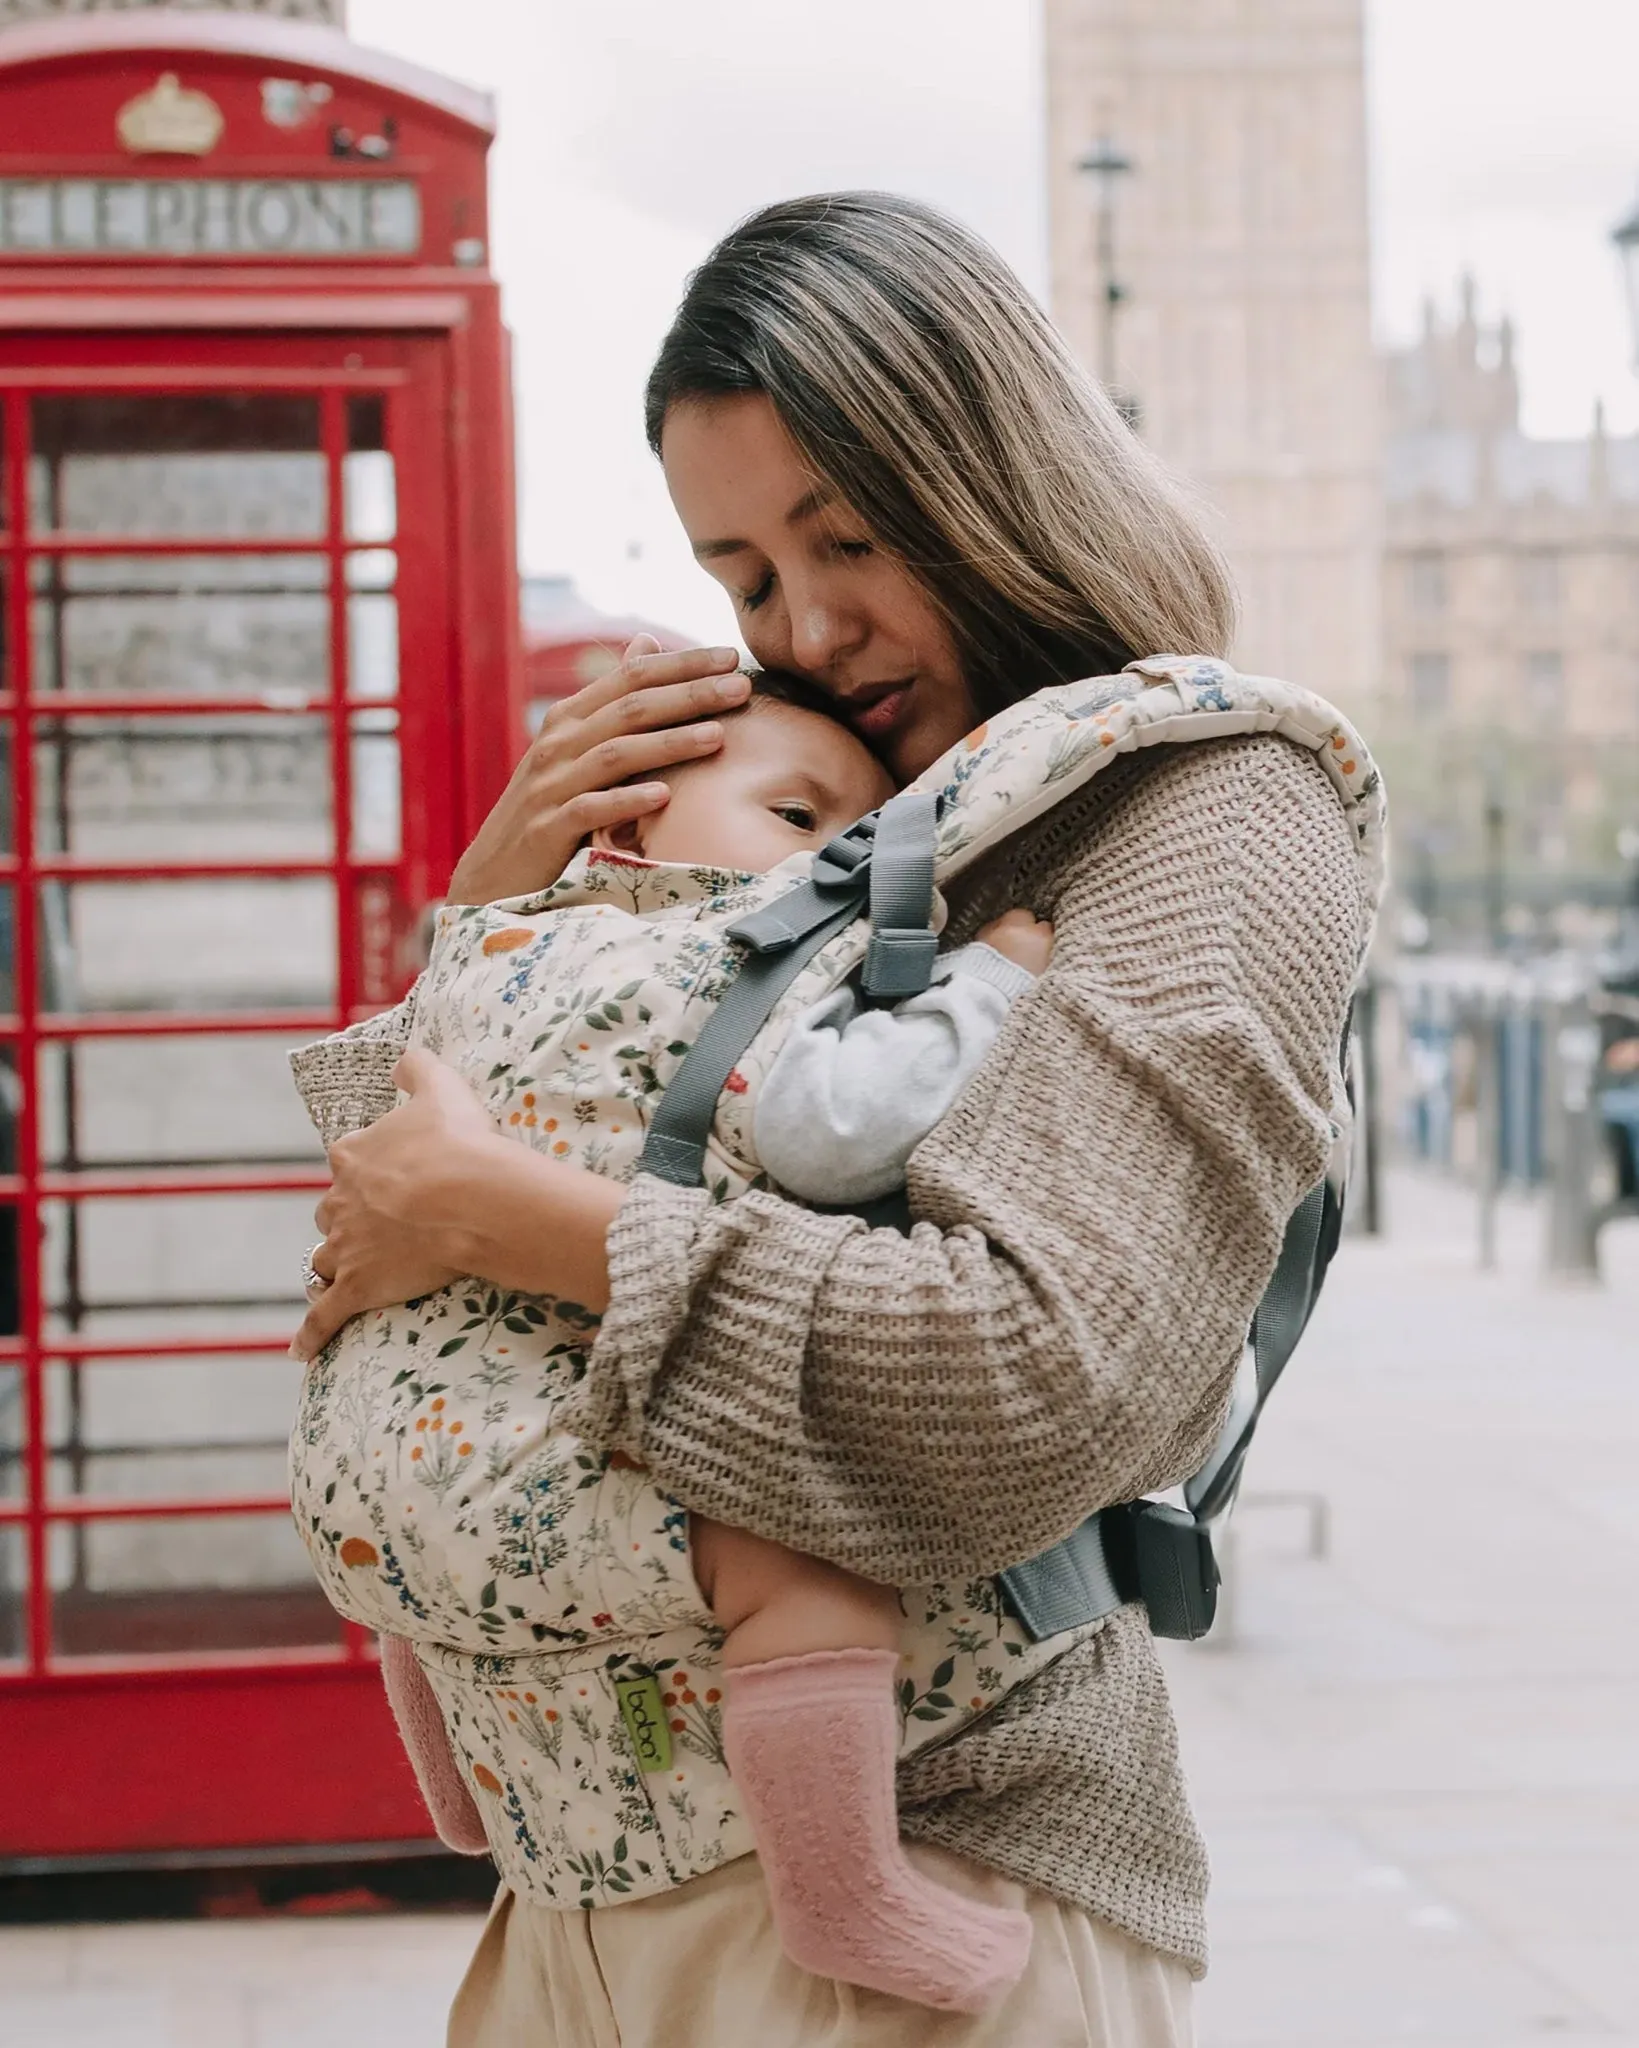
(117, 74, 225, 157)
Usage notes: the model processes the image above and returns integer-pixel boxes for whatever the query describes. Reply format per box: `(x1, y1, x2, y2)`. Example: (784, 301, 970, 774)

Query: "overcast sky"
(350, 0, 1639, 642)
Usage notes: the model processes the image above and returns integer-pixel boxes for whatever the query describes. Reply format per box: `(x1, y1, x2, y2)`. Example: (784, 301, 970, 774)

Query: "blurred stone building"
(1384, 281, 1639, 745)
(1379, 283, 1639, 925)
(1043, 0, 1381, 714)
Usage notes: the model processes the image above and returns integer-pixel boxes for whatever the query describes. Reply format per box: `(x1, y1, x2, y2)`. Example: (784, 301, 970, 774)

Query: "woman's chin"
(889, 701, 978, 784)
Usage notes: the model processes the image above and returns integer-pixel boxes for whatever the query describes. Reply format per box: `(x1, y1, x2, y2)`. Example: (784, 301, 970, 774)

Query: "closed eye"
(739, 571, 776, 612)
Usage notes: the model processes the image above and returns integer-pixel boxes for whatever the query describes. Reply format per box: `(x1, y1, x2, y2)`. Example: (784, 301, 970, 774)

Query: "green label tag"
(615, 1674, 673, 1773)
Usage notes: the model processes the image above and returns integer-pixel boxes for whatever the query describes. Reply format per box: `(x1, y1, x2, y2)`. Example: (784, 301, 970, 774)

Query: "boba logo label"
(615, 1675, 673, 1774)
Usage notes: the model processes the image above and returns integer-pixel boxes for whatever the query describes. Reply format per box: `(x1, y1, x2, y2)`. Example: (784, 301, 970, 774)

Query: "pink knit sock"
(379, 1633, 490, 1855)
(722, 1648, 1032, 2012)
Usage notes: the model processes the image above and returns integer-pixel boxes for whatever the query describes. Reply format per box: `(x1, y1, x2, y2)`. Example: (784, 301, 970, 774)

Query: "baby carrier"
(290, 653, 1384, 1905)
(643, 654, 1376, 1642)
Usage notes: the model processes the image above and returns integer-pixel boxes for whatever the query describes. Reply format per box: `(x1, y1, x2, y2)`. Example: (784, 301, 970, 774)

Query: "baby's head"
(595, 670, 895, 874)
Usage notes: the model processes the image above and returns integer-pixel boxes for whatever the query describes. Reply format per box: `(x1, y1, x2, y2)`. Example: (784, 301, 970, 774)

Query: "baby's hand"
(977, 909, 1055, 976)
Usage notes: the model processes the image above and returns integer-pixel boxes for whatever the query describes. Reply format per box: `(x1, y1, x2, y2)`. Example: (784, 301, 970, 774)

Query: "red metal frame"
(0, 21, 522, 1865)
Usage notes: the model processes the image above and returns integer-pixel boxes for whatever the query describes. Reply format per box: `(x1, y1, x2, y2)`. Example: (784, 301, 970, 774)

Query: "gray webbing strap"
(993, 1511, 1123, 1640)
(1185, 1178, 1326, 1523)
(639, 895, 863, 1188)
(1000, 1176, 1332, 1638)
(638, 792, 941, 1190)
(863, 790, 940, 1001)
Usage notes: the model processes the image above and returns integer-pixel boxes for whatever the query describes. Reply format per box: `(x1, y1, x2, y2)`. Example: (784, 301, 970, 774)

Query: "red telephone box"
(0, 15, 523, 1864)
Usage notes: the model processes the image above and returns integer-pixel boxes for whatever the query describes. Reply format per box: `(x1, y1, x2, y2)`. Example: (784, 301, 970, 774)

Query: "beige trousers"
(447, 1845, 1194, 2048)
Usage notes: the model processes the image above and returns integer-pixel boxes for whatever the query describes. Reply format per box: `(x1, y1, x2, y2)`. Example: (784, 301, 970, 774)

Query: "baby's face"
(635, 700, 894, 874)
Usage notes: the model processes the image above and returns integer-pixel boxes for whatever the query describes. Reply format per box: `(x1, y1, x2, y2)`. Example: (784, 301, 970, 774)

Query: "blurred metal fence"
(1389, 955, 1639, 1278)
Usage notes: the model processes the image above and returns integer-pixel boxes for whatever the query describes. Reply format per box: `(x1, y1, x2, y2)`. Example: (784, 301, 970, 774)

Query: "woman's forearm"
(562, 739, 1368, 1582)
(439, 1138, 622, 1312)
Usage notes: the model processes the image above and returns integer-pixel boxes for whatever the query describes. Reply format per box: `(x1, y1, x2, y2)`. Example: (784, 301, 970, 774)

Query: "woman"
(294, 193, 1370, 2046)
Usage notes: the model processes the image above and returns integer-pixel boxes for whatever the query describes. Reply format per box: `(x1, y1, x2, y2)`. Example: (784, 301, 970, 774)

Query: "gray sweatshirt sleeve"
(752, 943, 1038, 1205)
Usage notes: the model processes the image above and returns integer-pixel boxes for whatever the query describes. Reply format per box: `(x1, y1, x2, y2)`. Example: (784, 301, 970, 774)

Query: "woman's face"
(660, 392, 979, 782)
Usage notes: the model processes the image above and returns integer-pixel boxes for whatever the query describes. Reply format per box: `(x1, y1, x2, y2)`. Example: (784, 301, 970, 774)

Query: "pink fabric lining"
(380, 1633, 489, 1855)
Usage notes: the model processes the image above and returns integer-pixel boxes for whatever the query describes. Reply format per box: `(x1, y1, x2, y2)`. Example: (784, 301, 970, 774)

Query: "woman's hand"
(291, 1050, 511, 1361)
(446, 635, 751, 905)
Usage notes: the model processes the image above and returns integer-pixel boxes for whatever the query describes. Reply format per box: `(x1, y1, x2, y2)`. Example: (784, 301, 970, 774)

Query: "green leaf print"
(437, 1337, 468, 1358)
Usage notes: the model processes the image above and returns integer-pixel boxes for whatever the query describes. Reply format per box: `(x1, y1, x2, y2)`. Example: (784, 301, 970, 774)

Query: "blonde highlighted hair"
(646, 192, 1236, 712)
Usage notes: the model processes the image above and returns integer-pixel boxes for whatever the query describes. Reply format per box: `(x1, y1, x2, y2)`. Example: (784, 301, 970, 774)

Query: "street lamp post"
(1077, 137, 1137, 425)
(1612, 199, 1639, 358)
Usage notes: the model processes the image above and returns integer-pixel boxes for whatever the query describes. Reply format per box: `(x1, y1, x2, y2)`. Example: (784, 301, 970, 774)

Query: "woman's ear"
(591, 816, 649, 857)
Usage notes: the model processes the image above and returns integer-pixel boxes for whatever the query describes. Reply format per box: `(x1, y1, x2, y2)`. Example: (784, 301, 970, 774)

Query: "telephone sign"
(0, 177, 423, 257)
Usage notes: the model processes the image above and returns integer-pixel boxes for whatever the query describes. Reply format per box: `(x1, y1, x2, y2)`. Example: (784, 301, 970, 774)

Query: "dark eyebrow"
(786, 484, 835, 525)
(691, 483, 837, 562)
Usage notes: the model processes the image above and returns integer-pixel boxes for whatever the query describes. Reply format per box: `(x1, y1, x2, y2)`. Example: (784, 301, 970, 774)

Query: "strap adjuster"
(863, 927, 939, 1000)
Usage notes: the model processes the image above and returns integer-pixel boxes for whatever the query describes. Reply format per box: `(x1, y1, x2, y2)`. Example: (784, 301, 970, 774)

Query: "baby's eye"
(772, 801, 818, 830)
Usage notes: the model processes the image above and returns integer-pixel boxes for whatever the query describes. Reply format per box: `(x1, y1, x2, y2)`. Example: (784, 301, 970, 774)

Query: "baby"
(391, 672, 1051, 2011)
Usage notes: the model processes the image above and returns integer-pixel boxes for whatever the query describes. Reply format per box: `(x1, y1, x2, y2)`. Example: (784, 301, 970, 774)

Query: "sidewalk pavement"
(1, 1168, 1634, 2046)
(1174, 1168, 1639, 2047)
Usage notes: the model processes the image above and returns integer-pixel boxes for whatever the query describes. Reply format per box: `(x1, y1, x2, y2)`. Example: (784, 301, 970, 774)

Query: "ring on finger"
(300, 1242, 331, 1297)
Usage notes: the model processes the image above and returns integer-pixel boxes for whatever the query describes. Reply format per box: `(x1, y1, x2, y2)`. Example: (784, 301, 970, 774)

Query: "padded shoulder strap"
(638, 789, 940, 1190)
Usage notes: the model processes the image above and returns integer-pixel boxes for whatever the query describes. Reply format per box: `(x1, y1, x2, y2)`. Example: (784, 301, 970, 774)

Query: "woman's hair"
(645, 192, 1236, 713)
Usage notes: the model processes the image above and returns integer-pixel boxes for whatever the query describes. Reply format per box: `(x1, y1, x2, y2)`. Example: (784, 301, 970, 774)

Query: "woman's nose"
(786, 593, 864, 676)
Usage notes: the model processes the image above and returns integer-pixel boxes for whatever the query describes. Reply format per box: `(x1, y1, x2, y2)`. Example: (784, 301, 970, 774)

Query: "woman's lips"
(849, 684, 913, 740)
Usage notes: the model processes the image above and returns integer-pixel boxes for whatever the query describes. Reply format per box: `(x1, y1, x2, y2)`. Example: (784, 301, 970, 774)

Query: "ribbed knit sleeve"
(567, 735, 1367, 1584)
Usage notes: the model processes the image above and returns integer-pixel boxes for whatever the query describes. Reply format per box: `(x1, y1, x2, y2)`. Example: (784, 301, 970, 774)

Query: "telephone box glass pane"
(39, 1190, 316, 1340)
(29, 395, 325, 539)
(41, 878, 335, 1015)
(0, 884, 14, 1013)
(45, 1357, 302, 1508)
(347, 590, 398, 700)
(0, 566, 11, 850)
(0, 1364, 19, 1501)
(31, 554, 330, 703)
(35, 1034, 325, 1176)
(33, 714, 332, 863)
(345, 394, 395, 543)
(50, 1511, 337, 1660)
(351, 709, 400, 860)
(0, 1527, 22, 1667)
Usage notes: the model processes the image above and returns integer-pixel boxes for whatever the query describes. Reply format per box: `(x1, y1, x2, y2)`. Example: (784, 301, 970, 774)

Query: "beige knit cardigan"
(558, 731, 1371, 1975)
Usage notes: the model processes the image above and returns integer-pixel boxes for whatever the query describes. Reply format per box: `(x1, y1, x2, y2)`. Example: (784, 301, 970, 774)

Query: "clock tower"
(1045, 0, 1380, 709)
